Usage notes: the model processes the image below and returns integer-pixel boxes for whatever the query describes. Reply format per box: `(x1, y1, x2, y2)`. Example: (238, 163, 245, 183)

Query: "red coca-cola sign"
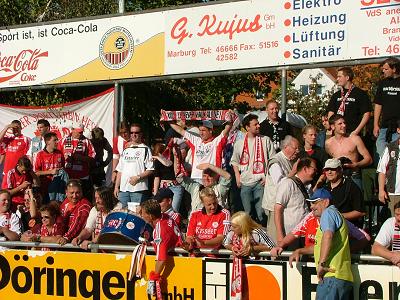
(0, 49, 48, 83)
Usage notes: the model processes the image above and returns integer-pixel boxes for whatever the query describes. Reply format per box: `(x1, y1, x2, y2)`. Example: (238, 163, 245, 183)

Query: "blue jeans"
(169, 184, 184, 212)
(376, 127, 399, 158)
(118, 191, 148, 208)
(240, 181, 265, 224)
(316, 277, 353, 300)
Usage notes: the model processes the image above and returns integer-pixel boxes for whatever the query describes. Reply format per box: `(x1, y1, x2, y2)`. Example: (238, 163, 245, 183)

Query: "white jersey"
(184, 131, 226, 180)
(116, 144, 154, 192)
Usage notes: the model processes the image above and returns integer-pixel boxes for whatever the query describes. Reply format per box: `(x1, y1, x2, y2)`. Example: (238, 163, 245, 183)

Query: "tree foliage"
(0, 0, 279, 141)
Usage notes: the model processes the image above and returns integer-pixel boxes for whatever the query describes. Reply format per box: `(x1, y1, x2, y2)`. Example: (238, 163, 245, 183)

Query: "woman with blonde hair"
(224, 211, 275, 257)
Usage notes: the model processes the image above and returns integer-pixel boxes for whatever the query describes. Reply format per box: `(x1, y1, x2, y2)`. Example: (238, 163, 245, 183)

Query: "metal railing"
(0, 240, 389, 264)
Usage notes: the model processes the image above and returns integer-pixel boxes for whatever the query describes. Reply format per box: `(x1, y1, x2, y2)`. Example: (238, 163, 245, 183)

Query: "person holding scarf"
(224, 211, 275, 299)
(231, 114, 275, 226)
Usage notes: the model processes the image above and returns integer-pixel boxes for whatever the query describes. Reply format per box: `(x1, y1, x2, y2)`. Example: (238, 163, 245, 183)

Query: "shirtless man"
(325, 114, 372, 189)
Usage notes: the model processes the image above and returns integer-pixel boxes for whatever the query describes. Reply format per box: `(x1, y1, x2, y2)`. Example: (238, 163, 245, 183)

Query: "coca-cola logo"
(171, 14, 262, 44)
(0, 49, 48, 83)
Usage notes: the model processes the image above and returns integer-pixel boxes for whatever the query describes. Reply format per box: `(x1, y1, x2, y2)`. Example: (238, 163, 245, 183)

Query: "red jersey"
(5, 168, 33, 205)
(58, 135, 96, 179)
(291, 212, 319, 247)
(165, 208, 181, 227)
(187, 206, 230, 248)
(2, 135, 30, 185)
(152, 214, 182, 261)
(34, 149, 65, 192)
(112, 136, 129, 159)
(60, 198, 92, 241)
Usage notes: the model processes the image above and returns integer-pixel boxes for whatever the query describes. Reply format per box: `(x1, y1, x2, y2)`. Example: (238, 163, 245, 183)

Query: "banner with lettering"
(0, 0, 398, 88)
(0, 88, 115, 143)
(0, 250, 398, 300)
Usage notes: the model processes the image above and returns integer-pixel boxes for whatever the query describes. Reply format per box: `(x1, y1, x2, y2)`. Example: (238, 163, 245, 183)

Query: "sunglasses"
(130, 131, 141, 134)
(41, 216, 51, 219)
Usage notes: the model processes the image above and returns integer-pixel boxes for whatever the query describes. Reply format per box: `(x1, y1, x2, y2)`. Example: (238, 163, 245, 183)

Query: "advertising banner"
(0, 0, 399, 88)
(0, 250, 398, 299)
(0, 88, 115, 142)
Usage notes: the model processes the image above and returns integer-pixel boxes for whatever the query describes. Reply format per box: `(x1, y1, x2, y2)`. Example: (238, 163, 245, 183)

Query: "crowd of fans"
(0, 58, 399, 298)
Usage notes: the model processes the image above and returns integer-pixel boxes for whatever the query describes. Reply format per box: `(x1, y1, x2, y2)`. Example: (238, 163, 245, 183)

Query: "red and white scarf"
(231, 235, 243, 300)
(128, 243, 147, 280)
(337, 84, 354, 116)
(94, 210, 104, 237)
(239, 134, 266, 174)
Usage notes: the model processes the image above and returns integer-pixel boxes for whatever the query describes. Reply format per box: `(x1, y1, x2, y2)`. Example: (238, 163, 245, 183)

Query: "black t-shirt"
(327, 86, 371, 133)
(374, 77, 400, 128)
(259, 117, 292, 150)
(326, 178, 365, 227)
(153, 160, 176, 180)
(299, 145, 329, 183)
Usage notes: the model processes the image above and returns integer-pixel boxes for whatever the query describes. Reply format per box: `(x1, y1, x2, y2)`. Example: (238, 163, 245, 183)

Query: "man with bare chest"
(325, 114, 372, 189)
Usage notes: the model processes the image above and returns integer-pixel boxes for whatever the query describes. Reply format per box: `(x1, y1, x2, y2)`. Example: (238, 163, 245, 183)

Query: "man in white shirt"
(262, 135, 300, 237)
(114, 124, 154, 208)
(231, 114, 275, 225)
(274, 157, 316, 246)
(372, 201, 400, 266)
(170, 117, 232, 182)
(377, 119, 400, 217)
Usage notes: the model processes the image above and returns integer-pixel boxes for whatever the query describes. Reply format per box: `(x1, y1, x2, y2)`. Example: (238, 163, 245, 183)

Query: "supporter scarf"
(337, 84, 354, 116)
(160, 109, 238, 126)
(231, 236, 243, 300)
(162, 139, 188, 177)
(128, 243, 147, 280)
(156, 280, 162, 300)
(94, 210, 104, 237)
(239, 134, 265, 174)
(63, 135, 86, 153)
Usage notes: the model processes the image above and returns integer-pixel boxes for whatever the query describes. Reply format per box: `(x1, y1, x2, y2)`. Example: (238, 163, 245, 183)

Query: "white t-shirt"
(377, 145, 400, 195)
(116, 144, 154, 192)
(375, 217, 400, 251)
(0, 212, 21, 250)
(183, 131, 226, 180)
(275, 177, 309, 235)
(85, 207, 107, 232)
(230, 135, 275, 185)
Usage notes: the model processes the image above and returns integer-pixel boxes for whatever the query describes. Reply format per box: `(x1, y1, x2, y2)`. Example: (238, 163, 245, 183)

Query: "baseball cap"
(306, 188, 333, 202)
(154, 188, 174, 202)
(201, 120, 213, 129)
(323, 158, 341, 170)
(73, 123, 85, 133)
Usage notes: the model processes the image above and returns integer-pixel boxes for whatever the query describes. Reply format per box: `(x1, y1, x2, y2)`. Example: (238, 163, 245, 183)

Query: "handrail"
(0, 240, 390, 263)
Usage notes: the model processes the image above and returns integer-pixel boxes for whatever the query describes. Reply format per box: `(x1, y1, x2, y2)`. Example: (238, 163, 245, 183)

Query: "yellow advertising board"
(0, 250, 202, 300)
(0, 250, 399, 299)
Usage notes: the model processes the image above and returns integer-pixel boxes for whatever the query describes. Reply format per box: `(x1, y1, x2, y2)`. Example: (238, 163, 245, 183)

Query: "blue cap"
(306, 188, 333, 202)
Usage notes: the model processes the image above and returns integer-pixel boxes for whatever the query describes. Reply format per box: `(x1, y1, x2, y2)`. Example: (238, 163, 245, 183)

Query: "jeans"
(169, 185, 184, 213)
(376, 127, 399, 158)
(240, 181, 265, 225)
(316, 277, 353, 300)
(118, 191, 148, 208)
